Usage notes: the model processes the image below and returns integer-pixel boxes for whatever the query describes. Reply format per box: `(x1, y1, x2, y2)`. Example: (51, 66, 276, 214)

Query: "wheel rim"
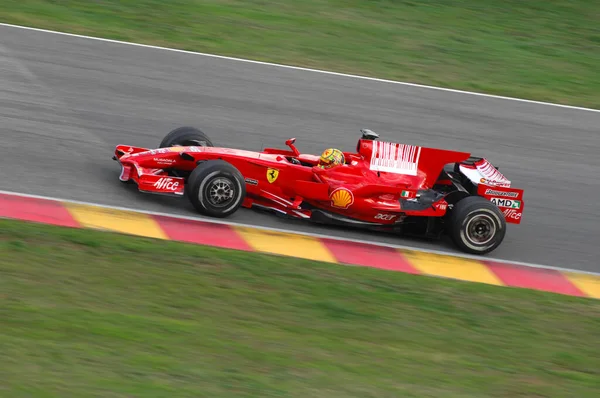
(204, 177, 235, 208)
(465, 214, 496, 246)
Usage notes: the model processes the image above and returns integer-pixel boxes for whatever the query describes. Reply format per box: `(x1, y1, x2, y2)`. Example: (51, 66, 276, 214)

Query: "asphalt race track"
(1, 24, 599, 272)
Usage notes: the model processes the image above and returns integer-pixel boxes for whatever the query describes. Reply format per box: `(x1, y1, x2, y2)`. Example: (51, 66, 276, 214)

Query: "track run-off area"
(1, 23, 599, 273)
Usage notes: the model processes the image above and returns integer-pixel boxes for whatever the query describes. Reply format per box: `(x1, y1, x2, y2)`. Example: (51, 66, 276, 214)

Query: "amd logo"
(490, 197, 521, 209)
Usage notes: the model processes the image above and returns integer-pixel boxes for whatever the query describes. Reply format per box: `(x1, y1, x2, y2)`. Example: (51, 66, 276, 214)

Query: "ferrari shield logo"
(266, 168, 279, 183)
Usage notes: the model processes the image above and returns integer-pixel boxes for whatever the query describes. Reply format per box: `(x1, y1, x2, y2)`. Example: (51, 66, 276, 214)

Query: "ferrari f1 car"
(113, 126, 525, 254)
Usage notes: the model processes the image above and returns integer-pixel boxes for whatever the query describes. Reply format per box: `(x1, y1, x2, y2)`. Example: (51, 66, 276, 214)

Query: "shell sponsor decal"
(330, 187, 354, 209)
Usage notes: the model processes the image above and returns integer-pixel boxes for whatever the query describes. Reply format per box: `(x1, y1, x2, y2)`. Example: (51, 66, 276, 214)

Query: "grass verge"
(1, 0, 599, 108)
(1, 218, 600, 397)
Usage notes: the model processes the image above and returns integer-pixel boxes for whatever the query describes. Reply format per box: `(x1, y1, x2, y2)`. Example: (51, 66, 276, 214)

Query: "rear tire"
(186, 160, 246, 218)
(159, 126, 213, 148)
(448, 196, 506, 255)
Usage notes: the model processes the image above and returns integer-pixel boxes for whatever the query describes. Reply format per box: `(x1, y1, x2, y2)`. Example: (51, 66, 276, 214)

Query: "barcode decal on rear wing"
(369, 141, 421, 176)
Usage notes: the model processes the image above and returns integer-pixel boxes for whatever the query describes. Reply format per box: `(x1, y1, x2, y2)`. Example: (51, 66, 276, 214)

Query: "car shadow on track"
(112, 177, 457, 253)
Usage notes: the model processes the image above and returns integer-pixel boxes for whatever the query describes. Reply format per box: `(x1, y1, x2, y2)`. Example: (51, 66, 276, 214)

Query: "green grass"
(1, 0, 599, 108)
(1, 219, 600, 397)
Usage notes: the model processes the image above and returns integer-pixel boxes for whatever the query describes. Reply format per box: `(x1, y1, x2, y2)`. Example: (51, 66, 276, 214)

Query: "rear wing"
(354, 132, 525, 224)
(458, 158, 524, 224)
(457, 157, 511, 187)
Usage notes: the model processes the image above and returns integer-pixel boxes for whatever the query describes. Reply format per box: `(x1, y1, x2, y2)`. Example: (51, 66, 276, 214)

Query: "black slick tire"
(448, 196, 506, 255)
(159, 126, 214, 148)
(186, 160, 246, 218)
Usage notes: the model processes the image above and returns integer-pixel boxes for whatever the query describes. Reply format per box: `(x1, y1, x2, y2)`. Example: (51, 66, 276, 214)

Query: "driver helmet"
(318, 148, 345, 169)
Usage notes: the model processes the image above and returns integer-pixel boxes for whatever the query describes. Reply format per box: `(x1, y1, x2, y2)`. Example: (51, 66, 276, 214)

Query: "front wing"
(115, 145, 185, 196)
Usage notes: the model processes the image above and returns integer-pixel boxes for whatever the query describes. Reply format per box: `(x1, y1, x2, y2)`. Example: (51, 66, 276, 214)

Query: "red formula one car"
(113, 126, 525, 254)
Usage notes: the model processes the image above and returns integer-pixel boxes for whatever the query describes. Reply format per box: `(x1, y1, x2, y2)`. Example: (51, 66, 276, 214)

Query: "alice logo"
(330, 188, 354, 209)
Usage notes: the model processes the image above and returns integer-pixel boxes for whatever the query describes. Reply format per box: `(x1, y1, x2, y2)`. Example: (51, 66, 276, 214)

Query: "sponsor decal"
(475, 159, 511, 187)
(484, 188, 519, 198)
(266, 168, 279, 183)
(480, 177, 511, 187)
(503, 208, 522, 221)
(435, 202, 448, 211)
(153, 177, 179, 191)
(168, 146, 186, 153)
(490, 197, 521, 209)
(153, 157, 175, 164)
(400, 190, 418, 199)
(151, 148, 172, 154)
(374, 213, 397, 221)
(369, 141, 421, 176)
(330, 187, 354, 209)
(245, 178, 259, 186)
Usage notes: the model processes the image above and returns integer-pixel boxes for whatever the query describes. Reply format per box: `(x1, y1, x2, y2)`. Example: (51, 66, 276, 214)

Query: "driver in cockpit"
(317, 148, 345, 169)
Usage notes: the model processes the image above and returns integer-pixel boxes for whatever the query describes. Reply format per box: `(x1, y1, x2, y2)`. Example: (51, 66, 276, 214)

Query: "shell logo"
(330, 188, 354, 209)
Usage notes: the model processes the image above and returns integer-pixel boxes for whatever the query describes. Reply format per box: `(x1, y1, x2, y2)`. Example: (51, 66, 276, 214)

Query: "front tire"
(186, 160, 246, 218)
(160, 126, 214, 178)
(448, 196, 506, 255)
(159, 126, 214, 148)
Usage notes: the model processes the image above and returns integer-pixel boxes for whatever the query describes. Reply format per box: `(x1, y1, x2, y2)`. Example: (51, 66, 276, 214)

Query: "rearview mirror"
(285, 137, 300, 156)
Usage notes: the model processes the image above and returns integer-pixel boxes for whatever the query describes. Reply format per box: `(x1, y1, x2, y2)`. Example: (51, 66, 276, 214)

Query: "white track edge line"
(2, 189, 599, 277)
(0, 22, 598, 114)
